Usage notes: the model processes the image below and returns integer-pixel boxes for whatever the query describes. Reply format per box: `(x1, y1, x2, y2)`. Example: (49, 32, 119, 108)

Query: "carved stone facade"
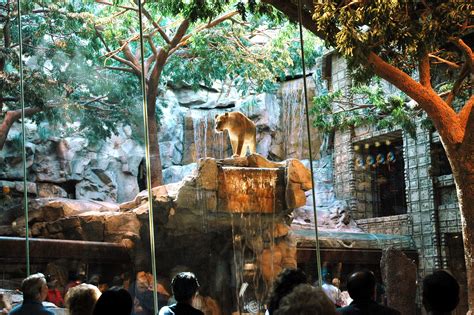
(325, 52, 467, 313)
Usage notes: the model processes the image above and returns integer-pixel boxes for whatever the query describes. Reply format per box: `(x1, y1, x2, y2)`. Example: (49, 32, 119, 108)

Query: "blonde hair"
(274, 284, 337, 315)
(65, 283, 101, 315)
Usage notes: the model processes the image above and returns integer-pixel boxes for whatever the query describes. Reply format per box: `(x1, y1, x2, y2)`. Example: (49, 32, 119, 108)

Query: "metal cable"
(137, 1, 159, 312)
(297, 0, 323, 287)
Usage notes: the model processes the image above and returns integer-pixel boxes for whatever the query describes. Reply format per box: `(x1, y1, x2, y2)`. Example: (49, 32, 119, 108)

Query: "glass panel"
(1, 1, 155, 314)
(0, 1, 435, 314)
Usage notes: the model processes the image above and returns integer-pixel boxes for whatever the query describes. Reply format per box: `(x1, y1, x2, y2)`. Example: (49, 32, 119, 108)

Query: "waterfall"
(191, 109, 227, 161)
(280, 79, 306, 159)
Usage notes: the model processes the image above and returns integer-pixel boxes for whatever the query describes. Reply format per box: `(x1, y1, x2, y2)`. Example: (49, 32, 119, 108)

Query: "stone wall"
(356, 214, 412, 235)
(326, 52, 466, 311)
(403, 126, 439, 275)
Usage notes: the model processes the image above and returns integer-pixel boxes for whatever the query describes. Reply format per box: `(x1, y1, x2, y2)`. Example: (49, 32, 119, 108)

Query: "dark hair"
(171, 272, 200, 303)
(266, 268, 307, 315)
(92, 288, 133, 315)
(323, 272, 332, 283)
(347, 270, 376, 301)
(88, 274, 101, 287)
(422, 270, 459, 313)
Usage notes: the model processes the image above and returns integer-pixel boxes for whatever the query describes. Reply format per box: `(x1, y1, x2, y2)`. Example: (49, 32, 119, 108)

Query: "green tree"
(72, 0, 318, 187)
(0, 1, 142, 150)
(1, 1, 317, 187)
(262, 0, 474, 307)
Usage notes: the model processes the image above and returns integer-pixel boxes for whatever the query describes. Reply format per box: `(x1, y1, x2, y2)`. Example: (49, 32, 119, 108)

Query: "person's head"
(422, 270, 459, 314)
(46, 274, 59, 290)
(347, 270, 376, 301)
(87, 275, 101, 287)
(111, 276, 123, 288)
(92, 288, 133, 315)
(274, 284, 337, 315)
(21, 273, 48, 302)
(171, 272, 200, 303)
(65, 283, 101, 315)
(323, 273, 332, 284)
(267, 268, 307, 314)
(332, 278, 340, 288)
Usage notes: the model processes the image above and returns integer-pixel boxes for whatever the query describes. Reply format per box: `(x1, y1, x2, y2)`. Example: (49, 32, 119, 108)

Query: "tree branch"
(419, 54, 431, 88)
(96, 28, 142, 76)
(0, 107, 42, 150)
(445, 39, 473, 106)
(169, 11, 239, 56)
(429, 53, 460, 69)
(366, 51, 462, 144)
(140, 7, 171, 44)
(95, 0, 138, 12)
(104, 66, 135, 73)
(445, 63, 470, 106)
(459, 95, 474, 132)
(169, 19, 191, 48)
(94, 26, 112, 53)
(120, 41, 140, 68)
(452, 38, 474, 69)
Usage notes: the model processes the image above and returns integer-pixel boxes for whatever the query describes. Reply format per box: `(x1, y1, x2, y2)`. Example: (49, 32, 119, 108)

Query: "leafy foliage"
(312, 1, 473, 83)
(311, 79, 421, 137)
(2, 0, 323, 150)
(164, 21, 322, 94)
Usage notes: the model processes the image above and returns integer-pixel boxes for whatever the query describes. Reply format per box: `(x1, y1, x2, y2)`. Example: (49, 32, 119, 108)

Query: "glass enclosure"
(0, 1, 467, 315)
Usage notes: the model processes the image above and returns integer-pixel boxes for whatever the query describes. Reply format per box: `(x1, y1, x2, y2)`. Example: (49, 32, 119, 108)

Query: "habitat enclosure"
(2, 1, 470, 315)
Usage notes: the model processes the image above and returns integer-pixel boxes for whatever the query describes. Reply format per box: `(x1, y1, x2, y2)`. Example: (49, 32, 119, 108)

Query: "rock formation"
(0, 154, 316, 314)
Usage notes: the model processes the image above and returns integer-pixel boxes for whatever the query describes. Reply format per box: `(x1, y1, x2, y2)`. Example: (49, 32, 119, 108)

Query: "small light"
(364, 143, 370, 149)
(354, 145, 360, 151)
(375, 141, 381, 147)
(385, 140, 391, 145)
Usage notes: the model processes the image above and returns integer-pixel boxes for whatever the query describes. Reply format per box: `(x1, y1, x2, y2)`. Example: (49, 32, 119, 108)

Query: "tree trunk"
(443, 123, 474, 309)
(0, 108, 41, 150)
(146, 91, 163, 188)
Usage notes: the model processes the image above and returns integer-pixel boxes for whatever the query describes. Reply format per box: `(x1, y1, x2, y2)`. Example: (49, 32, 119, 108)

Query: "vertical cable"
(137, 1, 159, 313)
(16, 0, 30, 276)
(297, 0, 322, 287)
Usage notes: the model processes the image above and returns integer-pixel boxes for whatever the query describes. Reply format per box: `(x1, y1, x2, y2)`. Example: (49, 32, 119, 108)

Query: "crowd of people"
(0, 267, 461, 315)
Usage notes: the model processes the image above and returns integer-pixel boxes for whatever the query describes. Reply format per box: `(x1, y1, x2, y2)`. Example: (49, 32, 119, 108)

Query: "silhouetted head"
(323, 273, 332, 284)
(347, 270, 376, 301)
(171, 272, 200, 303)
(65, 283, 101, 315)
(267, 268, 308, 315)
(274, 284, 337, 315)
(422, 270, 459, 313)
(92, 288, 132, 315)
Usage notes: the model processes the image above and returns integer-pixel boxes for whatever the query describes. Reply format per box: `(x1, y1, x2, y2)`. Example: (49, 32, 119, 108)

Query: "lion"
(214, 111, 257, 157)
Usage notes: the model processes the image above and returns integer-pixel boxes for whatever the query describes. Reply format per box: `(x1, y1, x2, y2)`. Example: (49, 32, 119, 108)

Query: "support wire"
(17, 0, 30, 276)
(297, 0, 323, 287)
(137, 2, 159, 313)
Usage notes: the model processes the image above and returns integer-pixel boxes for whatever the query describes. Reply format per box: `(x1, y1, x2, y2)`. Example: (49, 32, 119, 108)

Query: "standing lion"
(214, 111, 256, 158)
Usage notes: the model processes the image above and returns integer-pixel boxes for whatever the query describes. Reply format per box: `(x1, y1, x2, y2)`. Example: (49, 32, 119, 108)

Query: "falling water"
(281, 79, 306, 159)
(191, 109, 227, 161)
(225, 167, 279, 314)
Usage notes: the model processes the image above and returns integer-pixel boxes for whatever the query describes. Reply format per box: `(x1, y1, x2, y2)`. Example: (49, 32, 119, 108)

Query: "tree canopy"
(1, 0, 321, 150)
